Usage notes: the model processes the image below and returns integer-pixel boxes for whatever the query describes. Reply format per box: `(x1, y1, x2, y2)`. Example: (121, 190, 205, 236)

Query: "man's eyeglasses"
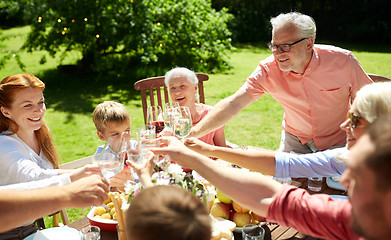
(349, 112, 361, 129)
(267, 38, 308, 53)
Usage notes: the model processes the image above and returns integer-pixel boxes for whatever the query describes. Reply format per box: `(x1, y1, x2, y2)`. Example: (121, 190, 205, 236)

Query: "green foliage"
(0, 0, 29, 27)
(212, 0, 391, 44)
(19, 0, 234, 72)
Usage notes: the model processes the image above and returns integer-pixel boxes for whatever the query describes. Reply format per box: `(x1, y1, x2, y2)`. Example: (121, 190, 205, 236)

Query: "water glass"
(80, 226, 100, 240)
(138, 125, 156, 143)
(172, 106, 192, 138)
(308, 177, 323, 192)
(242, 224, 264, 240)
(147, 105, 162, 123)
(163, 102, 179, 130)
(94, 152, 121, 181)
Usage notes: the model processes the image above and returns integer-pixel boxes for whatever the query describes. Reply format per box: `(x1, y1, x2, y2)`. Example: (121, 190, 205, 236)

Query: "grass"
(1, 26, 391, 226)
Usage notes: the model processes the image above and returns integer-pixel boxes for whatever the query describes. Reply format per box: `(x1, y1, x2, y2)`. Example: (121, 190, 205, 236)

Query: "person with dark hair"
(125, 185, 212, 240)
(151, 114, 391, 240)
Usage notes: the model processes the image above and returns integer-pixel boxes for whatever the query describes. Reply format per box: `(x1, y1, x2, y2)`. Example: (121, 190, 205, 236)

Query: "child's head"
(125, 185, 212, 240)
(93, 101, 130, 141)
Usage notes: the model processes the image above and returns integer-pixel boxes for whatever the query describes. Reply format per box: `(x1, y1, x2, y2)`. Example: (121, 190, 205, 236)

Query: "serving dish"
(87, 206, 118, 232)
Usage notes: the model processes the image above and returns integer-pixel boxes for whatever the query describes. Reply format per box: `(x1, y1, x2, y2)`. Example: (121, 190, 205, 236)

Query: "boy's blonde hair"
(93, 101, 130, 132)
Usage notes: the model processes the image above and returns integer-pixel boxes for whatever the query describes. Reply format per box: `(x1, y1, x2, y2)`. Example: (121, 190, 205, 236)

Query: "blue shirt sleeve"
(274, 147, 348, 178)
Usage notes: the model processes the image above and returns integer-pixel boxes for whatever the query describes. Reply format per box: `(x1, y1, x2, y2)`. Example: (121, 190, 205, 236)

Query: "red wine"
(149, 121, 165, 134)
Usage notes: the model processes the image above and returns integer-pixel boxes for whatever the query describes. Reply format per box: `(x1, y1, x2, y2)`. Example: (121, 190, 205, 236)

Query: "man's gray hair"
(270, 12, 316, 39)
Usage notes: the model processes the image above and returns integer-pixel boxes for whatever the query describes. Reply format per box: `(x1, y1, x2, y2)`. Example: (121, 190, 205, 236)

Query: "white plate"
(24, 227, 81, 240)
(326, 177, 346, 191)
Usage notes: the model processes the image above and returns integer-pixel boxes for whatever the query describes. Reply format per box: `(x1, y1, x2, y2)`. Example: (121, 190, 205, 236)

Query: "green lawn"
(1, 26, 391, 225)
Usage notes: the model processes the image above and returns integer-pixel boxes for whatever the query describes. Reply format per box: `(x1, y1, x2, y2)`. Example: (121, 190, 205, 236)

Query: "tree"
(12, 0, 234, 72)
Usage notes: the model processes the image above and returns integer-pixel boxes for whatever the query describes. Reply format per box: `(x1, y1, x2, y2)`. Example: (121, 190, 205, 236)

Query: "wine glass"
(162, 102, 180, 131)
(147, 105, 164, 134)
(173, 106, 192, 139)
(126, 134, 150, 179)
(94, 135, 126, 181)
(138, 124, 156, 143)
(138, 124, 160, 164)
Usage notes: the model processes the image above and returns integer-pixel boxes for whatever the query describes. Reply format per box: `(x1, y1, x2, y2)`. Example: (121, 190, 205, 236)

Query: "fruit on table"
(210, 202, 231, 219)
(250, 211, 266, 223)
(216, 189, 232, 204)
(232, 201, 249, 213)
(232, 212, 252, 227)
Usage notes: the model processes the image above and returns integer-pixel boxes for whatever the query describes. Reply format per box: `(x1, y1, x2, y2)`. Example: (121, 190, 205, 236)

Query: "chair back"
(134, 73, 209, 124)
(368, 73, 391, 82)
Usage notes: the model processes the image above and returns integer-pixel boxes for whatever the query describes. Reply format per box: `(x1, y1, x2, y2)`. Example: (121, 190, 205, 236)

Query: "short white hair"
(270, 12, 316, 39)
(356, 82, 391, 123)
(164, 67, 198, 87)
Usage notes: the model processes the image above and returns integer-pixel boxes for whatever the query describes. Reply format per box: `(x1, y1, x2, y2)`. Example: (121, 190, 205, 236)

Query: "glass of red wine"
(147, 105, 164, 134)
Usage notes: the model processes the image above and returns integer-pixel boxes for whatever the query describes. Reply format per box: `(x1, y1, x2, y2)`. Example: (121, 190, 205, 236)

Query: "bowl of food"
(87, 206, 118, 232)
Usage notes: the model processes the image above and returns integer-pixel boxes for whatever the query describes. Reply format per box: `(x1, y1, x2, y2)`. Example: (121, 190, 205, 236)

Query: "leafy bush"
(16, 0, 234, 72)
(212, 0, 391, 44)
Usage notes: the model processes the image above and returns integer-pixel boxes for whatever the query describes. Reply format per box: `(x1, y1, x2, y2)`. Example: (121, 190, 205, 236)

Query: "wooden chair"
(134, 73, 209, 124)
(368, 73, 391, 82)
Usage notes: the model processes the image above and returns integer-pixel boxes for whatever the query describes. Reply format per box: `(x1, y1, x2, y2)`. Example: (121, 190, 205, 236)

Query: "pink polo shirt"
(267, 184, 363, 240)
(240, 44, 372, 150)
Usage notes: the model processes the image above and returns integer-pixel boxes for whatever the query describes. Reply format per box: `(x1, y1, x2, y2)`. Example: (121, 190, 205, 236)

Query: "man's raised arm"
(189, 90, 255, 138)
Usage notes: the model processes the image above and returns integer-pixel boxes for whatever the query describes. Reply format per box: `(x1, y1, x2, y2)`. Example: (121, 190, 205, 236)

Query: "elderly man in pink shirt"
(152, 114, 391, 240)
(190, 12, 372, 154)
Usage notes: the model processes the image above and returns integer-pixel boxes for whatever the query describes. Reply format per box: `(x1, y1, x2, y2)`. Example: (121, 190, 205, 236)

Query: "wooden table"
(68, 177, 346, 240)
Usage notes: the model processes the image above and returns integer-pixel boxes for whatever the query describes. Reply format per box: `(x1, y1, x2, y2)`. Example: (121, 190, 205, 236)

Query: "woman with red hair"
(0, 73, 101, 239)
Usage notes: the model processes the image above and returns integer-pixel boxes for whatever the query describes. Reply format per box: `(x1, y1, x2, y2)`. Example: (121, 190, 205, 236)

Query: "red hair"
(0, 73, 59, 168)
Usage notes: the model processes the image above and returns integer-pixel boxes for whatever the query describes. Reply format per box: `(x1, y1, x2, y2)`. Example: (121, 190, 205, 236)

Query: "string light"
(37, 17, 42, 23)
(200, 59, 203, 63)
(197, 42, 200, 45)
(64, 27, 67, 31)
(159, 43, 163, 47)
(84, 18, 88, 22)
(62, 31, 65, 35)
(71, 19, 75, 23)
(157, 22, 160, 26)
(96, 34, 100, 39)
(57, 19, 61, 23)
(131, 0, 133, 3)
